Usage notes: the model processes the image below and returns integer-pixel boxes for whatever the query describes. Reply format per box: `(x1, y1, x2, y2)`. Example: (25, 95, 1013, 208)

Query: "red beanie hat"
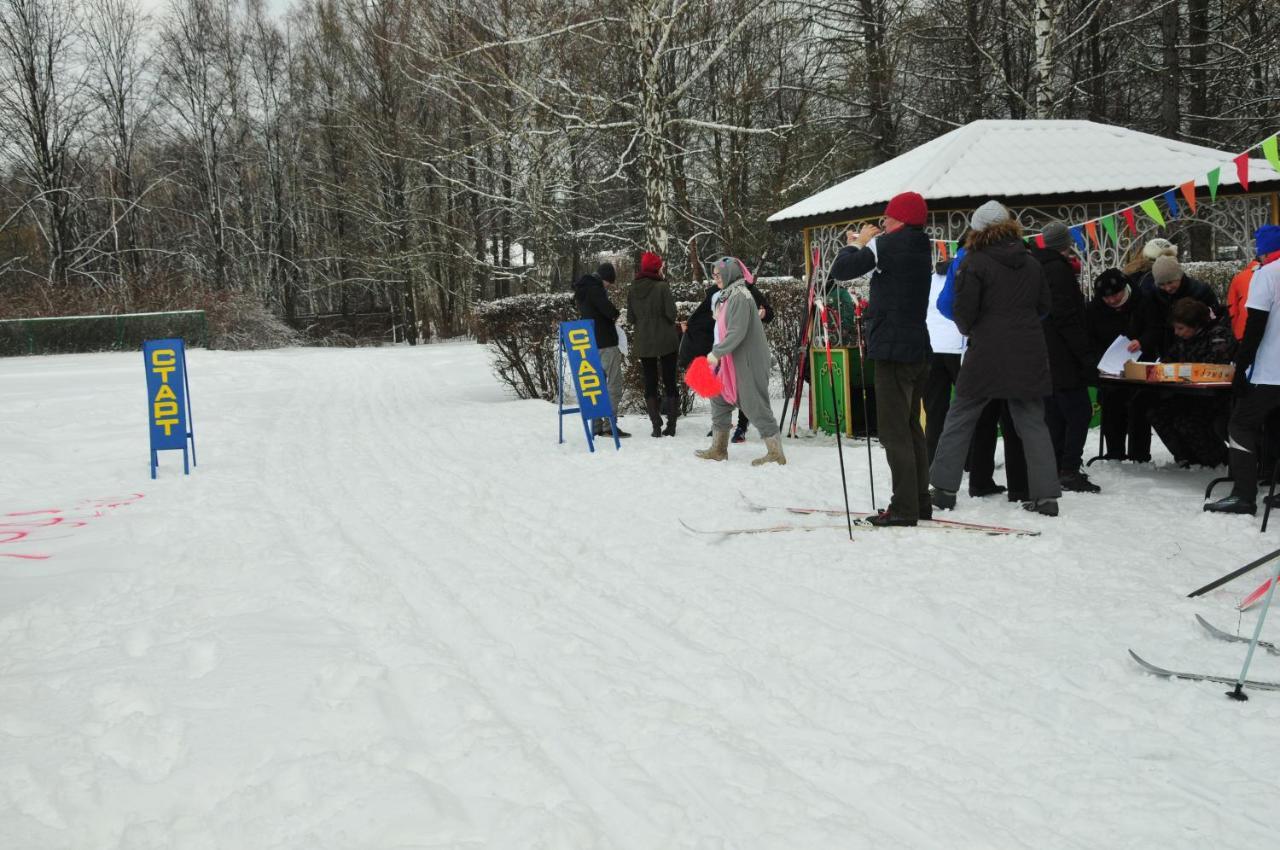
(884, 192, 928, 227)
(639, 251, 664, 277)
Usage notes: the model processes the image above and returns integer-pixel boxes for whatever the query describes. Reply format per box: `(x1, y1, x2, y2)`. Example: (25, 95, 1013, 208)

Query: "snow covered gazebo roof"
(769, 120, 1280, 230)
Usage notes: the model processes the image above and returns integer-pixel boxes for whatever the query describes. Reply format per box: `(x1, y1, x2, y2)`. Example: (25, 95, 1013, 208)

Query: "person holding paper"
(1087, 268, 1150, 461)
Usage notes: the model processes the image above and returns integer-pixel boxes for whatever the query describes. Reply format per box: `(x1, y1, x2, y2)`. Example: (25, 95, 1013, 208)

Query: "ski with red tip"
(740, 498, 1040, 537)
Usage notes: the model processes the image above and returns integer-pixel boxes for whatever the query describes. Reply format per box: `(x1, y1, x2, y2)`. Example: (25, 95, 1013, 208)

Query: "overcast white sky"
(135, 0, 291, 18)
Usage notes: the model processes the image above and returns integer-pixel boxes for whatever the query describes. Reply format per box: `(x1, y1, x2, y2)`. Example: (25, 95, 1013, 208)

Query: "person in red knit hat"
(628, 252, 681, 436)
(830, 191, 934, 526)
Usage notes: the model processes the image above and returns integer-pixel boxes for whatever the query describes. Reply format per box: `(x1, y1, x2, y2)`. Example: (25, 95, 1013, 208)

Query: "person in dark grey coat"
(628, 251, 680, 437)
(929, 201, 1063, 516)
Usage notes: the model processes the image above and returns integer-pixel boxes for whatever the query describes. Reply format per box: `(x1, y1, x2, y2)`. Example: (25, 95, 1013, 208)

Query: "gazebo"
(769, 120, 1280, 280)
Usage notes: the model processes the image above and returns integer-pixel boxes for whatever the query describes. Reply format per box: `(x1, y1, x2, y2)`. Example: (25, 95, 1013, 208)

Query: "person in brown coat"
(928, 200, 1063, 517)
(628, 251, 680, 437)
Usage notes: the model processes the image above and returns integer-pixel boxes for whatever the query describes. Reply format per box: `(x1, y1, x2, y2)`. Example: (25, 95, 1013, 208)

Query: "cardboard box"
(1122, 361, 1234, 383)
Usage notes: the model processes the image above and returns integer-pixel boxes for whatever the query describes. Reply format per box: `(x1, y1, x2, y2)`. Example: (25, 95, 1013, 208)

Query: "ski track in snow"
(3, 342, 1280, 849)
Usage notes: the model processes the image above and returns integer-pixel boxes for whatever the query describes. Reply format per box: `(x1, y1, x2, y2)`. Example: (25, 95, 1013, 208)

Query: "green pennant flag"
(1101, 214, 1119, 246)
(1264, 135, 1280, 176)
(1207, 167, 1221, 201)
(948, 241, 958, 255)
(1139, 198, 1166, 227)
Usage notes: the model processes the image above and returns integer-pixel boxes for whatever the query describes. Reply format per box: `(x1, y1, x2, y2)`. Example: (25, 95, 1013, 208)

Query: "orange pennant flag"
(1085, 220, 1100, 249)
(938, 241, 949, 262)
(1179, 180, 1198, 214)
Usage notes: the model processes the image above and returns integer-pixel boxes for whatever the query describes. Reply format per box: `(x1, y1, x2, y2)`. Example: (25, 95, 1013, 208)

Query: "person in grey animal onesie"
(695, 257, 785, 465)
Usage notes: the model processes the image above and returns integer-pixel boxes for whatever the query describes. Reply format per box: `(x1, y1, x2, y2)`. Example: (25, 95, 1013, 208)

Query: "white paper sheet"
(1098, 335, 1139, 376)
(617, 324, 629, 356)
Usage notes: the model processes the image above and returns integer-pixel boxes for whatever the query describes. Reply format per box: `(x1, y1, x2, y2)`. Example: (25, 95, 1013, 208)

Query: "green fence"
(0, 310, 208, 357)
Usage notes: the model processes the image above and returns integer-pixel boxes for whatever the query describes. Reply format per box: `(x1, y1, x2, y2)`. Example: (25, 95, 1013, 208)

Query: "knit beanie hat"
(596, 262, 616, 283)
(714, 257, 744, 287)
(1094, 268, 1129, 298)
(1256, 225, 1280, 257)
(638, 251, 664, 277)
(1151, 255, 1182, 285)
(1041, 221, 1071, 252)
(884, 191, 928, 227)
(970, 200, 1010, 232)
(1142, 238, 1178, 260)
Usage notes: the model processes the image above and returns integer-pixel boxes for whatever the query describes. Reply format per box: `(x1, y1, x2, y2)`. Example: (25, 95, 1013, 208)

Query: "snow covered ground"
(3, 341, 1279, 849)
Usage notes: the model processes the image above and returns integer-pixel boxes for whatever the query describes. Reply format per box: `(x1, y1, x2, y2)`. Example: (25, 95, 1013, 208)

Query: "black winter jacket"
(572, 273, 620, 349)
(952, 223, 1053, 399)
(1162, 319, 1237, 364)
(831, 225, 932, 363)
(1085, 288, 1141, 375)
(1131, 274, 1221, 358)
(1032, 247, 1091, 390)
(679, 283, 774, 367)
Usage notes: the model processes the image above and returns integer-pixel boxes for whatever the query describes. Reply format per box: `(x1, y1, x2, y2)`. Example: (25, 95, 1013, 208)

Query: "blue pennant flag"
(1163, 189, 1180, 221)
(1070, 226, 1087, 252)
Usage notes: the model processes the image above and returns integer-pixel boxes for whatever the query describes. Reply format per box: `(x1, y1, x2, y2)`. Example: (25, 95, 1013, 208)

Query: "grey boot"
(696, 429, 730, 461)
(662, 396, 678, 437)
(751, 435, 787, 466)
(645, 397, 663, 438)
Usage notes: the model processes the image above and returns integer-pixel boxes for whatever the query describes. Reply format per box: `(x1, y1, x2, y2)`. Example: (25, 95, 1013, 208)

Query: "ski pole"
(1187, 546, 1280, 598)
(1228, 554, 1280, 701)
(819, 301, 854, 541)
(854, 310, 877, 511)
(782, 247, 820, 435)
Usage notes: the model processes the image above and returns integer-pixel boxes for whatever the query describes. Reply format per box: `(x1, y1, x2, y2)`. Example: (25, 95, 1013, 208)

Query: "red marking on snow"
(0, 494, 145, 562)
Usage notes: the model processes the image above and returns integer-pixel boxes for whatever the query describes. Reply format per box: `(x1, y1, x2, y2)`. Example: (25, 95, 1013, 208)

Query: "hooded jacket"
(1032, 246, 1091, 390)
(627, 272, 678, 358)
(572, 272, 620, 349)
(952, 221, 1053, 399)
(680, 282, 773, 366)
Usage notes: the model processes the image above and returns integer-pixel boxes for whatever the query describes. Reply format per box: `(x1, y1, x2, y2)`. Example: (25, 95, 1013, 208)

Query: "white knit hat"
(1142, 238, 1178, 260)
(970, 200, 1011, 232)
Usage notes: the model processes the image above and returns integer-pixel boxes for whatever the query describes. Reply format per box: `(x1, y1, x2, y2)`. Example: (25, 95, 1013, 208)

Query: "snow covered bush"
(472, 279, 807, 407)
(472, 292, 578, 400)
(1182, 261, 1240, 300)
(206, 292, 303, 351)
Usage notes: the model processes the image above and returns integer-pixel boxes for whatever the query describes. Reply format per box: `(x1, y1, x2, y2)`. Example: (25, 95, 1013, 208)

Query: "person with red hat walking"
(830, 191, 934, 526)
(628, 251, 680, 437)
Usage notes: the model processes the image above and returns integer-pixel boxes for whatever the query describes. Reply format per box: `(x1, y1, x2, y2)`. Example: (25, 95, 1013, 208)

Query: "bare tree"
(0, 0, 87, 284)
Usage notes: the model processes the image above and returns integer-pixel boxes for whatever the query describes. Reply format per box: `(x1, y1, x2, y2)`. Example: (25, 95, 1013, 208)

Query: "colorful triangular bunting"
(1101, 215, 1119, 246)
(1070, 226, 1087, 251)
(1207, 167, 1221, 201)
(1139, 199, 1166, 228)
(1179, 180, 1198, 214)
(1121, 208, 1138, 236)
(1264, 136, 1280, 176)
(1162, 189, 1180, 220)
(1085, 220, 1101, 249)
(1235, 153, 1251, 191)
